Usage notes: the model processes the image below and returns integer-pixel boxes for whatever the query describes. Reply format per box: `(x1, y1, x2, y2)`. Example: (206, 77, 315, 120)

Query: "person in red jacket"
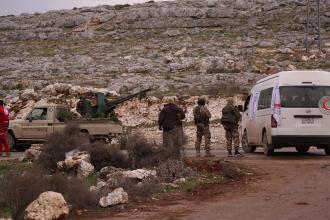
(0, 100, 10, 157)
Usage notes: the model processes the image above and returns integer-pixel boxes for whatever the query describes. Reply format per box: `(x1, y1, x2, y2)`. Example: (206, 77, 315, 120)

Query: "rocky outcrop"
(24, 191, 69, 220)
(99, 187, 128, 207)
(77, 160, 95, 178)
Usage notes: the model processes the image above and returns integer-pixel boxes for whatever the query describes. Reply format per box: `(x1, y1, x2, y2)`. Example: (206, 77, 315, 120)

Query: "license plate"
(302, 118, 314, 124)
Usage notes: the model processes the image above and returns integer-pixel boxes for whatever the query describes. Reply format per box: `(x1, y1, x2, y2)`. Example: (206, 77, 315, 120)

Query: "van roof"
(256, 70, 330, 85)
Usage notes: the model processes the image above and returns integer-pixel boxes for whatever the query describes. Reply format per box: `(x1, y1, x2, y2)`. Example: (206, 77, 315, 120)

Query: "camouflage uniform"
(193, 105, 211, 154)
(225, 128, 240, 151)
(221, 103, 241, 153)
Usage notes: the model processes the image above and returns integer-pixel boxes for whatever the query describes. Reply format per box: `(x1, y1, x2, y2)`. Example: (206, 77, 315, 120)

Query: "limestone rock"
(77, 160, 95, 178)
(122, 169, 157, 180)
(99, 187, 128, 207)
(24, 191, 69, 220)
(57, 150, 90, 171)
(24, 145, 42, 161)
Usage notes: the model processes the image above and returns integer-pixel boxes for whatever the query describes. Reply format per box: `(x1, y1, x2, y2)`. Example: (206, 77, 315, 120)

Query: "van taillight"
(271, 115, 277, 128)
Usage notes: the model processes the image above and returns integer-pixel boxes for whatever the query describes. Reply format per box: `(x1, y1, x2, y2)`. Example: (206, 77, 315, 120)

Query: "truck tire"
(7, 132, 16, 151)
(262, 131, 274, 156)
(325, 147, 330, 156)
(295, 146, 310, 153)
(242, 131, 256, 153)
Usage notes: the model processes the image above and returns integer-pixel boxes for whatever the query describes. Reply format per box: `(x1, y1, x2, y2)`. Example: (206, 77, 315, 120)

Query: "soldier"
(193, 97, 212, 157)
(0, 99, 10, 157)
(221, 97, 242, 157)
(158, 97, 185, 158)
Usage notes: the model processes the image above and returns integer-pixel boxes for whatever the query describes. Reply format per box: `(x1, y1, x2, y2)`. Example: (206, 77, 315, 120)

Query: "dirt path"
(80, 149, 330, 220)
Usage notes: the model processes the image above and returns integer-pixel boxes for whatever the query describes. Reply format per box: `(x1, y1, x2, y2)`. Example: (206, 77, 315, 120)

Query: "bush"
(81, 142, 129, 171)
(37, 123, 90, 171)
(157, 160, 196, 183)
(0, 166, 97, 220)
(125, 133, 160, 169)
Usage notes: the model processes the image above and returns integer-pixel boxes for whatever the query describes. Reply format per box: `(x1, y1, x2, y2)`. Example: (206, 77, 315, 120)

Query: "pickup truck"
(8, 105, 123, 150)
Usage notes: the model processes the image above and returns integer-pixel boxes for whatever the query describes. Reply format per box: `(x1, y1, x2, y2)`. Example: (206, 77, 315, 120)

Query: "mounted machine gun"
(76, 88, 151, 119)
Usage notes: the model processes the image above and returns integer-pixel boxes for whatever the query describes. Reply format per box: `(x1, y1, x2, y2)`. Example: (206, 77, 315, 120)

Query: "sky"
(0, 0, 171, 16)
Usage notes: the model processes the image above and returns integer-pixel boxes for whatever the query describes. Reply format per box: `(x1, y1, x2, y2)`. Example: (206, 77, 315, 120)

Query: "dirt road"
(89, 148, 330, 220)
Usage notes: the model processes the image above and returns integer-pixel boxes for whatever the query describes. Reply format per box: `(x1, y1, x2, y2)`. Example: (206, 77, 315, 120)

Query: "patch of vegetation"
(0, 166, 98, 220)
(0, 161, 31, 176)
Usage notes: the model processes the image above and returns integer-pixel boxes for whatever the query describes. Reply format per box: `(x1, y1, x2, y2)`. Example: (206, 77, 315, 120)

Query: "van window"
(281, 86, 330, 108)
(258, 88, 273, 110)
(244, 95, 251, 111)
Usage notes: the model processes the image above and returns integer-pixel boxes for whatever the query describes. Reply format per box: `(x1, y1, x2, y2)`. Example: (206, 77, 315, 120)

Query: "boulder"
(24, 145, 43, 161)
(77, 160, 95, 178)
(24, 191, 69, 220)
(57, 150, 90, 171)
(99, 187, 128, 207)
(99, 166, 125, 180)
(122, 169, 157, 180)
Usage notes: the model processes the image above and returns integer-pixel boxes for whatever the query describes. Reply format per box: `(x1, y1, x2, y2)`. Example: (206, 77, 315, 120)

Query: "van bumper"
(272, 135, 330, 147)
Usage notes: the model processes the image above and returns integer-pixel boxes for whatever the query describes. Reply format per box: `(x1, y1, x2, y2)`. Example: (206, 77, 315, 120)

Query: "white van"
(241, 71, 330, 156)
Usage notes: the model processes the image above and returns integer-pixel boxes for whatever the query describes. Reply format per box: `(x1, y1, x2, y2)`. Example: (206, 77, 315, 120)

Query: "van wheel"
(325, 147, 330, 156)
(295, 146, 310, 153)
(242, 131, 256, 153)
(262, 132, 274, 156)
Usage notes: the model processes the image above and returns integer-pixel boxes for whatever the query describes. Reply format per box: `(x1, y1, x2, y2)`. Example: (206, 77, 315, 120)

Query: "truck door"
(21, 107, 51, 139)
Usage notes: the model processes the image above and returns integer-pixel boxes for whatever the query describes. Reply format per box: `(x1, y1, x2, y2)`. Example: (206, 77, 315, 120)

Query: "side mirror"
(28, 117, 33, 123)
(237, 105, 244, 112)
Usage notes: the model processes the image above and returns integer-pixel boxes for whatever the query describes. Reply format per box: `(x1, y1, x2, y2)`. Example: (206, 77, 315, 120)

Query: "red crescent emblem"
(322, 100, 330, 110)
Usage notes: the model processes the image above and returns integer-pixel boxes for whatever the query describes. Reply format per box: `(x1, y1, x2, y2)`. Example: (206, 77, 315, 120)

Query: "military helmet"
(197, 97, 206, 106)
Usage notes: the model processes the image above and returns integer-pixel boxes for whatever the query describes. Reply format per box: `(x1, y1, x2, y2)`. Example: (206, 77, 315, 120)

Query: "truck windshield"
(280, 86, 330, 108)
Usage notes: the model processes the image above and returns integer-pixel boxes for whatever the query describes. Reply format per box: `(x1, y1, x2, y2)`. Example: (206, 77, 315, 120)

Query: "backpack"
(194, 106, 209, 125)
(220, 106, 237, 125)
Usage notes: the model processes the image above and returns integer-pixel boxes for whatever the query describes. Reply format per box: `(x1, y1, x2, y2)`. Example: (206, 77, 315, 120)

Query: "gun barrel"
(105, 88, 151, 113)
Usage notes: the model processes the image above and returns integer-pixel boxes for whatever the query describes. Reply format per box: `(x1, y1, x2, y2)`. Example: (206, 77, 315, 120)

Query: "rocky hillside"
(1, 0, 330, 99)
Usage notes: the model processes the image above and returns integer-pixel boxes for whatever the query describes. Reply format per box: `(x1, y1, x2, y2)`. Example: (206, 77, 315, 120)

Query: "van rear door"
(278, 86, 330, 136)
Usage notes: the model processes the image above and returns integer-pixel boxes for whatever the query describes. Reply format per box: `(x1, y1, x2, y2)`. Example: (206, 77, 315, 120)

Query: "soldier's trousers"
(195, 124, 211, 151)
(225, 128, 239, 151)
(163, 126, 183, 159)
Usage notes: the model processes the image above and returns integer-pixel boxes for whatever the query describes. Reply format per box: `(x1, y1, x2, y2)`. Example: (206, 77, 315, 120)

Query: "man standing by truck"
(221, 97, 242, 157)
(0, 100, 10, 157)
(193, 97, 212, 157)
(158, 97, 185, 158)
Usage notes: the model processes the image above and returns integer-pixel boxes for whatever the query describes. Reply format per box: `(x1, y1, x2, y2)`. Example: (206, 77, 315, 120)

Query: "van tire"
(295, 146, 310, 153)
(325, 147, 330, 156)
(242, 131, 256, 153)
(262, 132, 274, 156)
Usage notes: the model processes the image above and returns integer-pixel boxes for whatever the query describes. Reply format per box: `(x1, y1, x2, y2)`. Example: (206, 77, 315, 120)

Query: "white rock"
(301, 55, 309, 62)
(174, 48, 187, 57)
(24, 145, 42, 161)
(77, 160, 95, 178)
(57, 150, 90, 171)
(99, 187, 128, 207)
(122, 169, 157, 180)
(24, 191, 69, 220)
(21, 89, 39, 101)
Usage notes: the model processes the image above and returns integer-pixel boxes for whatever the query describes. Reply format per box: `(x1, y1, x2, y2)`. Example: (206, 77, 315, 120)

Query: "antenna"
(305, 0, 321, 53)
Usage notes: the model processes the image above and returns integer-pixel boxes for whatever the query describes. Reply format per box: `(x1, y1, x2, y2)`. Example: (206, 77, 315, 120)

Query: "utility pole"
(305, 0, 321, 53)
